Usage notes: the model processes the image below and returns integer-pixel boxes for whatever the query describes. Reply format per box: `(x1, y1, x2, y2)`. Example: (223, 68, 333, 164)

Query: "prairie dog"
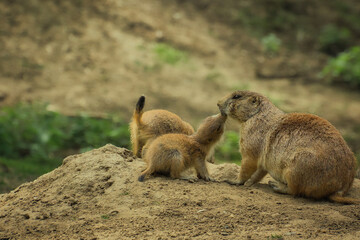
(138, 113, 227, 182)
(218, 90, 358, 204)
(129, 96, 195, 158)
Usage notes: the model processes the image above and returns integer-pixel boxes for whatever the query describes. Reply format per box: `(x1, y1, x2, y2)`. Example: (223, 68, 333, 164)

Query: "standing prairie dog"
(138, 113, 227, 182)
(129, 96, 195, 158)
(218, 90, 358, 204)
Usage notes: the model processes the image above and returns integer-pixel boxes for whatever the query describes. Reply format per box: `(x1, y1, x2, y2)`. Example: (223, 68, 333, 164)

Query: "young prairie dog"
(218, 90, 358, 204)
(129, 96, 195, 158)
(138, 113, 227, 182)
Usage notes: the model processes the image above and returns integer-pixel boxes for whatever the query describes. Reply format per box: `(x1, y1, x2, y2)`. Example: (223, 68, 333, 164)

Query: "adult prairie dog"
(218, 90, 358, 204)
(138, 113, 227, 182)
(129, 96, 194, 158)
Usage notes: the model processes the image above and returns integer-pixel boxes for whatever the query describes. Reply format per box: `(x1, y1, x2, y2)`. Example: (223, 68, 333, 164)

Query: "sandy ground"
(0, 145, 359, 240)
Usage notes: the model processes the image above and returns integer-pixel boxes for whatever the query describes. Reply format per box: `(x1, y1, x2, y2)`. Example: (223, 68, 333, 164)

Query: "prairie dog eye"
(232, 94, 242, 99)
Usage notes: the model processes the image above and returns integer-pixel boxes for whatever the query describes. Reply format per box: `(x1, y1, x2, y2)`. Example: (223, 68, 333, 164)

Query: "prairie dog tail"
(138, 166, 153, 182)
(134, 95, 146, 126)
(138, 173, 146, 182)
(328, 194, 360, 205)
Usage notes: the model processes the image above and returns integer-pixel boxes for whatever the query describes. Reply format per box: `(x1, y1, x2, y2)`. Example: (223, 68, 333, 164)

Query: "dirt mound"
(0, 144, 359, 239)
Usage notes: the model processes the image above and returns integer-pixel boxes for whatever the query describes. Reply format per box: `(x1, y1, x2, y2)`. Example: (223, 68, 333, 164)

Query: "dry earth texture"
(1, 0, 360, 131)
(0, 145, 359, 240)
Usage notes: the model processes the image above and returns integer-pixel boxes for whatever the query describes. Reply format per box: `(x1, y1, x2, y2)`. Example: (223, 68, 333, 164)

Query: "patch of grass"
(261, 33, 282, 56)
(0, 103, 130, 192)
(101, 215, 109, 220)
(268, 234, 284, 240)
(215, 131, 242, 165)
(0, 103, 130, 160)
(0, 156, 56, 176)
(153, 43, 188, 65)
(120, 190, 130, 196)
(343, 124, 360, 164)
(318, 24, 351, 56)
(320, 46, 360, 88)
(235, 2, 297, 37)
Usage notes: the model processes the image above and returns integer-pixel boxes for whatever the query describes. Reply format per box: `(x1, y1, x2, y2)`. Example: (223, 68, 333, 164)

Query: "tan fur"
(129, 96, 194, 158)
(218, 90, 358, 204)
(138, 114, 227, 182)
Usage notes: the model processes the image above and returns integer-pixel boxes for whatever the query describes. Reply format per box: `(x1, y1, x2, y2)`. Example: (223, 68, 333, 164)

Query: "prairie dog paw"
(203, 176, 212, 182)
(268, 180, 277, 189)
(208, 177, 217, 182)
(187, 178, 198, 183)
(224, 179, 243, 186)
(244, 180, 254, 187)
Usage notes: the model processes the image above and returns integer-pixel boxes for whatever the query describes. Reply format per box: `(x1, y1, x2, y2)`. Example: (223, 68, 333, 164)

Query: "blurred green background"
(1, 0, 360, 193)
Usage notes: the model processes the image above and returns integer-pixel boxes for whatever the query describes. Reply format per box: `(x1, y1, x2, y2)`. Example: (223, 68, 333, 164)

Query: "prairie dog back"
(138, 113, 227, 182)
(129, 96, 194, 157)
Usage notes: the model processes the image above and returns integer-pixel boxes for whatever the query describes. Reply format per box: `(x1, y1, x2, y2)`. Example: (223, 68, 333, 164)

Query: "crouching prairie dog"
(129, 96, 195, 158)
(218, 90, 358, 204)
(138, 113, 227, 182)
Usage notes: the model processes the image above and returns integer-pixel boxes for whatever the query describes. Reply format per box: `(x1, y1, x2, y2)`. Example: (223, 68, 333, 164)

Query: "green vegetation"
(153, 43, 188, 65)
(0, 103, 130, 193)
(236, 3, 297, 36)
(343, 124, 360, 166)
(320, 46, 360, 87)
(215, 131, 242, 165)
(318, 24, 352, 56)
(261, 33, 282, 55)
(0, 103, 244, 192)
(120, 190, 130, 196)
(268, 234, 284, 240)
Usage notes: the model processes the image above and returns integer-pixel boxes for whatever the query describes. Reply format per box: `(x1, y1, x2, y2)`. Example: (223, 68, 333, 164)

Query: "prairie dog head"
(217, 90, 264, 123)
(195, 113, 227, 145)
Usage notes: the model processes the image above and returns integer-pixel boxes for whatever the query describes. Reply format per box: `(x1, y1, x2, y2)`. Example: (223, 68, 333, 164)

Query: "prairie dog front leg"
(244, 167, 267, 187)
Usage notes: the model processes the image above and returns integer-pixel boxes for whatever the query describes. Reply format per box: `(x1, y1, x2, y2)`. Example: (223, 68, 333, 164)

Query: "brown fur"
(218, 90, 358, 204)
(129, 96, 194, 158)
(138, 113, 227, 182)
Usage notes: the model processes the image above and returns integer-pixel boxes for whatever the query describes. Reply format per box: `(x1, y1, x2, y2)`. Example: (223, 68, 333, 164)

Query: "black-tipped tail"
(138, 174, 145, 182)
(136, 95, 145, 113)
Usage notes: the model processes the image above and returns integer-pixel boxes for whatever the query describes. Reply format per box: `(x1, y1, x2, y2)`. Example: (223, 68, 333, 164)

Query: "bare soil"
(1, 0, 360, 128)
(0, 145, 359, 240)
